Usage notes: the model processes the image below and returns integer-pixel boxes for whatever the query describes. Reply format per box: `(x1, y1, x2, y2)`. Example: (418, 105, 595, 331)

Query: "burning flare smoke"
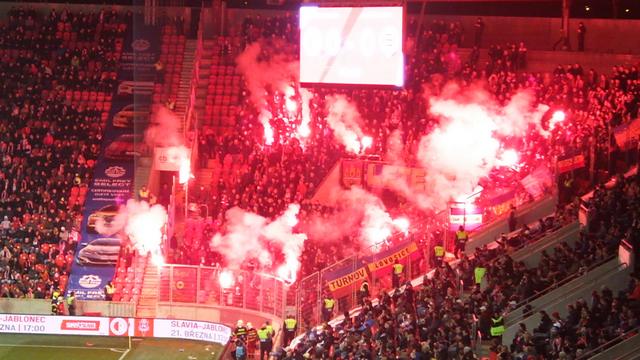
(95, 200, 168, 265)
(414, 83, 548, 209)
(210, 204, 307, 283)
(304, 187, 408, 251)
(325, 95, 372, 154)
(236, 41, 307, 145)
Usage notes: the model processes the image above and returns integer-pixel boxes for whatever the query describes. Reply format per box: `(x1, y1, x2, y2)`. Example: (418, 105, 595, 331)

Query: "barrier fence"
(295, 205, 447, 328)
(157, 264, 289, 319)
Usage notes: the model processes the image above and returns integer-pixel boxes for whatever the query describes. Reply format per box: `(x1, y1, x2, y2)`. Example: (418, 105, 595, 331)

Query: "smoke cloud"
(236, 41, 301, 145)
(325, 95, 371, 154)
(145, 105, 183, 148)
(415, 82, 547, 209)
(95, 199, 168, 265)
(379, 130, 432, 209)
(303, 187, 406, 251)
(210, 204, 307, 282)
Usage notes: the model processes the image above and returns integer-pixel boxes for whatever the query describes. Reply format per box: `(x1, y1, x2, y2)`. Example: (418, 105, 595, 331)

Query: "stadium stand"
(0, 6, 127, 300)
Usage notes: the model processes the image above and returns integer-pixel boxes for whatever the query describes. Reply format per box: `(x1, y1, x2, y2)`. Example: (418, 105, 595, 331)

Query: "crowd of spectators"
(285, 173, 639, 359)
(509, 284, 640, 359)
(180, 11, 639, 285)
(0, 6, 127, 299)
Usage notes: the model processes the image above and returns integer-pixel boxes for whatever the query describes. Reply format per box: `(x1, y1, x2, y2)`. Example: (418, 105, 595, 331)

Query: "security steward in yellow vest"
(257, 323, 272, 360)
(282, 315, 297, 347)
(433, 244, 445, 266)
(322, 295, 335, 322)
(265, 320, 274, 337)
(490, 313, 505, 339)
(104, 281, 115, 301)
(138, 186, 150, 202)
(392, 260, 404, 288)
(455, 225, 469, 259)
(66, 291, 76, 316)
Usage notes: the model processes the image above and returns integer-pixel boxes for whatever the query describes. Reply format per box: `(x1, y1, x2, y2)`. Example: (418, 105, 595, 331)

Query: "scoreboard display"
(299, 6, 404, 87)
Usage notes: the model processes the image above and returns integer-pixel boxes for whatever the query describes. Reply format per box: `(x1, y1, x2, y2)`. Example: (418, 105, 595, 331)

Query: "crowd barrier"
(158, 264, 289, 319)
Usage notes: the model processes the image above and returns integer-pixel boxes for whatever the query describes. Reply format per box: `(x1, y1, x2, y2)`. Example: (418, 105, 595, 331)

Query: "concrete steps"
(136, 259, 160, 318)
(133, 157, 152, 196)
(173, 40, 197, 132)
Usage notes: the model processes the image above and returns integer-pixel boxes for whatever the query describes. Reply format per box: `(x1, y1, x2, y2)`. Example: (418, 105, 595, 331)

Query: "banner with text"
(362, 241, 421, 275)
(321, 257, 368, 297)
(0, 314, 231, 345)
(341, 159, 364, 187)
(365, 162, 427, 192)
(557, 153, 586, 174)
(521, 165, 553, 198)
(67, 22, 161, 300)
(449, 204, 483, 231)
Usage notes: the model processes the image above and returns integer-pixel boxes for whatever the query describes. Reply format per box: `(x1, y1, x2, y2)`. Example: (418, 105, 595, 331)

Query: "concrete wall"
(511, 221, 581, 268)
(0, 299, 51, 315)
(0, 299, 135, 317)
(465, 194, 558, 255)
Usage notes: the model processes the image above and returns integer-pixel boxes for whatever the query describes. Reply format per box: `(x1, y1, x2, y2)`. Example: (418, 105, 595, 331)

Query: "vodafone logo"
(109, 318, 129, 336)
(61, 320, 100, 331)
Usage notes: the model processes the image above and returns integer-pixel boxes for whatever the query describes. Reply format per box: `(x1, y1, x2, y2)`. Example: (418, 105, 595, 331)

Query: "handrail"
(511, 253, 615, 311)
(576, 325, 640, 360)
(507, 258, 626, 325)
(508, 221, 566, 255)
(472, 191, 556, 237)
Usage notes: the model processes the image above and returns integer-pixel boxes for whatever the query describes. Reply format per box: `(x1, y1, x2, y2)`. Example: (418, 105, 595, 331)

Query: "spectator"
(474, 17, 485, 47)
(577, 22, 587, 51)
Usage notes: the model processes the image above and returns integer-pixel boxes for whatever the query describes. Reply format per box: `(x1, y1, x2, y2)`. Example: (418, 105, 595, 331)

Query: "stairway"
(136, 259, 160, 318)
(174, 39, 197, 133)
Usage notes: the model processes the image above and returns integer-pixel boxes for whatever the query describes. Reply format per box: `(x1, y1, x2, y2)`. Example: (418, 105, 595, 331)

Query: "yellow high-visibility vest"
(491, 316, 505, 336)
(284, 318, 297, 330)
(456, 230, 469, 241)
(393, 263, 404, 275)
(434, 246, 445, 257)
(324, 298, 335, 309)
(474, 267, 486, 284)
(257, 328, 269, 341)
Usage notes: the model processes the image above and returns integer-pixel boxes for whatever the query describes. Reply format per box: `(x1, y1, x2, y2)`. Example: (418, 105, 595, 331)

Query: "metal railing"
(506, 259, 627, 326)
(157, 264, 288, 318)
(576, 326, 640, 360)
(510, 253, 615, 313)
